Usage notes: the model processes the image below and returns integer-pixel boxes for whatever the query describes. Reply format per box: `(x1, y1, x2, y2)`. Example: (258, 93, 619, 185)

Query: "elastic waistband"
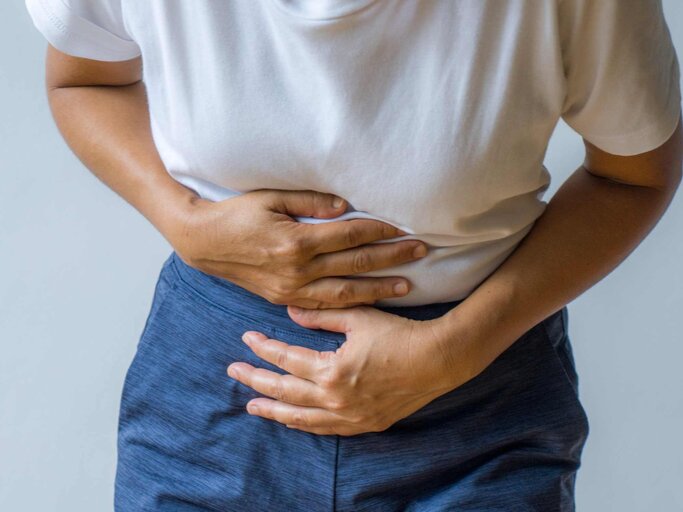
(168, 251, 464, 337)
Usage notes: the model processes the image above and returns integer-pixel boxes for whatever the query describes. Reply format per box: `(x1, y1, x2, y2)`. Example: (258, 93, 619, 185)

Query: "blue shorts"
(115, 251, 589, 511)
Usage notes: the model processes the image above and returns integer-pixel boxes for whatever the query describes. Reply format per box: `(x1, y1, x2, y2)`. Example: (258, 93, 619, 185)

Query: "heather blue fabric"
(115, 251, 589, 511)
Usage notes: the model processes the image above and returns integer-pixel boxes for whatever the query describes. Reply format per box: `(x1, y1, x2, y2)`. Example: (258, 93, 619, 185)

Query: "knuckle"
(285, 238, 305, 259)
(291, 411, 308, 426)
(275, 347, 290, 369)
(274, 237, 306, 261)
(326, 396, 349, 412)
(318, 367, 341, 388)
(333, 282, 354, 302)
(254, 245, 272, 264)
(348, 413, 367, 426)
(269, 242, 290, 260)
(351, 249, 371, 273)
(266, 279, 296, 304)
(271, 379, 287, 402)
(344, 226, 361, 248)
(382, 222, 395, 239)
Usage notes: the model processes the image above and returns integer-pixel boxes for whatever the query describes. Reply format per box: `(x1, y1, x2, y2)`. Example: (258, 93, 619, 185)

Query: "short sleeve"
(558, 0, 682, 156)
(25, 0, 141, 62)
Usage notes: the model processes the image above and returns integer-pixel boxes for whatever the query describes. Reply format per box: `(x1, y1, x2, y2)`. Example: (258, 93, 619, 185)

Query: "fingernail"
(243, 332, 259, 345)
(247, 403, 259, 414)
(413, 244, 427, 258)
(396, 228, 408, 236)
(332, 197, 344, 208)
(393, 281, 409, 295)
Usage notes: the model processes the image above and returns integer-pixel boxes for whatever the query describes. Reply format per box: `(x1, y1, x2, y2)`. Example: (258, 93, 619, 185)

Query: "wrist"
(142, 178, 208, 251)
(425, 287, 521, 391)
(421, 316, 483, 392)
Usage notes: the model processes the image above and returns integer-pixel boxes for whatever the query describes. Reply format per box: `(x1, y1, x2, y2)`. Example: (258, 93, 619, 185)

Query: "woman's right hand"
(168, 189, 428, 309)
(42, 51, 426, 309)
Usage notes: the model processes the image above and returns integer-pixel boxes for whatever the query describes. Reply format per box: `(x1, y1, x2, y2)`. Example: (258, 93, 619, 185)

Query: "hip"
(115, 250, 589, 510)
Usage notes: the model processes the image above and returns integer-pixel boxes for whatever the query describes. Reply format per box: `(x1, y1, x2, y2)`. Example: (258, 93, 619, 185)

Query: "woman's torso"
(122, 0, 566, 305)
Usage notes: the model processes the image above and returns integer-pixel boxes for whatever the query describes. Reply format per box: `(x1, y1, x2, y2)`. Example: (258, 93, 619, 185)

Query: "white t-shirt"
(26, 0, 682, 306)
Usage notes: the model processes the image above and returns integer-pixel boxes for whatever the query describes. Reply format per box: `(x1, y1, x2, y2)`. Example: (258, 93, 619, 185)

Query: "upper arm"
(583, 113, 683, 191)
(26, 0, 141, 87)
(45, 43, 141, 89)
(559, 0, 682, 179)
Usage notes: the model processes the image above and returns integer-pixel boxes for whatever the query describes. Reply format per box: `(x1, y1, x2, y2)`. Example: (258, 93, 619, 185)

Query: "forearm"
(47, 80, 199, 242)
(432, 164, 681, 387)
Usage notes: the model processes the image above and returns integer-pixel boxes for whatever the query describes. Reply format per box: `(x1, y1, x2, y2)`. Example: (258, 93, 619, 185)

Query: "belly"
(174, 175, 536, 306)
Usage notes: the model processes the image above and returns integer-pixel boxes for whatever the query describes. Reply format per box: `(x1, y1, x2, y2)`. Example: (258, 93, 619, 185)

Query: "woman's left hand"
(226, 304, 477, 436)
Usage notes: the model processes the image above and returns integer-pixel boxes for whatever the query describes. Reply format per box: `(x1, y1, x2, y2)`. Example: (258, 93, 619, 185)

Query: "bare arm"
(432, 116, 683, 385)
(45, 45, 200, 243)
(43, 44, 428, 308)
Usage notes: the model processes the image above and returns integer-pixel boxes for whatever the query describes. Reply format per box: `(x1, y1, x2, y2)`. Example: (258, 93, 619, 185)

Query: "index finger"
(242, 332, 336, 383)
(298, 218, 409, 255)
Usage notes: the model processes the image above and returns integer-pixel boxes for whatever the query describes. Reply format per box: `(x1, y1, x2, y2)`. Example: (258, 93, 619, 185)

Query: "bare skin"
(42, 43, 683, 436)
(44, 45, 428, 309)
(229, 117, 683, 436)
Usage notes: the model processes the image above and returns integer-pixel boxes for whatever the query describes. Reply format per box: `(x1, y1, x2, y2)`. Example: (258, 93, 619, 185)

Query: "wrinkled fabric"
(115, 251, 589, 511)
(25, 0, 682, 305)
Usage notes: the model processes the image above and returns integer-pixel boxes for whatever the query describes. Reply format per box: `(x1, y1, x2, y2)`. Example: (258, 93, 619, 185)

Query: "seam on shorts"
(539, 312, 576, 393)
(333, 432, 340, 512)
(539, 312, 590, 433)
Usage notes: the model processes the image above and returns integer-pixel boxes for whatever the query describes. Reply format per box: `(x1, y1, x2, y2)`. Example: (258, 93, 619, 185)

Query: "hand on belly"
(227, 303, 466, 436)
(168, 188, 429, 308)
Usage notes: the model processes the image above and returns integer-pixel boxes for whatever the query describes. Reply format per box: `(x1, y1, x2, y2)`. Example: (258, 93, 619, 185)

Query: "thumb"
(287, 305, 356, 333)
(263, 190, 347, 219)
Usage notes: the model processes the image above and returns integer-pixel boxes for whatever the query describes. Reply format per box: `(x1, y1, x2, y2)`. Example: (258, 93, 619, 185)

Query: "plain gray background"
(2, 1, 682, 510)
